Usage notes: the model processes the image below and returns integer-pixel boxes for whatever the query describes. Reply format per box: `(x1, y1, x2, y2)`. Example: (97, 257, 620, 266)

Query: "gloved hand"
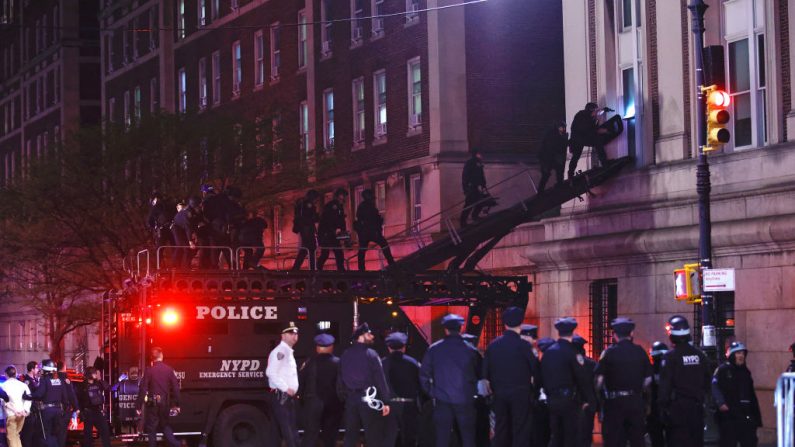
(118, 373, 128, 382)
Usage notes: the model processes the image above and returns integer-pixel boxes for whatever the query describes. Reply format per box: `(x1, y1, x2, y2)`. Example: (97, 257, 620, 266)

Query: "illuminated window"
(254, 31, 264, 86)
(232, 40, 241, 95)
(371, 0, 384, 37)
(373, 69, 387, 140)
(351, 0, 364, 45)
(323, 89, 334, 150)
(352, 77, 365, 145)
(177, 0, 185, 39)
(298, 11, 307, 68)
(178, 68, 186, 113)
(198, 0, 206, 27)
(198, 57, 207, 109)
(405, 0, 419, 24)
(321, 0, 332, 57)
(299, 101, 309, 158)
(407, 57, 422, 130)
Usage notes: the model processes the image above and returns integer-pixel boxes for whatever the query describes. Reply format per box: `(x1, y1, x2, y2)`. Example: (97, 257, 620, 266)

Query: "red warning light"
(708, 90, 731, 108)
(161, 308, 180, 326)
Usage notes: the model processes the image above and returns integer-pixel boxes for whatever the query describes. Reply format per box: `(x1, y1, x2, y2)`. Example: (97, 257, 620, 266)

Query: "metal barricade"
(776, 372, 795, 447)
(156, 245, 236, 270)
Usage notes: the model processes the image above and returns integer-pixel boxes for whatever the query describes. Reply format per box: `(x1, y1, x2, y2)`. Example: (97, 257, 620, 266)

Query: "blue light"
(624, 103, 635, 119)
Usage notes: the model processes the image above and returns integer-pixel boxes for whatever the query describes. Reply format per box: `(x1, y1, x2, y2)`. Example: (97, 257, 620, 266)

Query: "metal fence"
(776, 372, 795, 447)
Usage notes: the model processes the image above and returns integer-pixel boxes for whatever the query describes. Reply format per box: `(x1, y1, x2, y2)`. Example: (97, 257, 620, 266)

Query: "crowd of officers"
(148, 184, 395, 272)
(263, 310, 788, 447)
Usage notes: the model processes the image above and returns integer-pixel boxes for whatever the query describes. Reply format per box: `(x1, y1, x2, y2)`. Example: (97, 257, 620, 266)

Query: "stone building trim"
(588, 0, 597, 102)
(647, 0, 660, 142)
(680, 0, 692, 158)
(781, 0, 790, 142)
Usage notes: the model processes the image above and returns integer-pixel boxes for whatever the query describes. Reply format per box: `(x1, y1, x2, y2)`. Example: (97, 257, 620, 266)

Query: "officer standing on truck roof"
(298, 333, 342, 447)
(266, 322, 300, 447)
(338, 323, 391, 447)
(135, 347, 181, 447)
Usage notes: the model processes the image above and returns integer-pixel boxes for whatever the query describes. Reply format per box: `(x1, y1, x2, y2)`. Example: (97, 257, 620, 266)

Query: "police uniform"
(595, 318, 651, 447)
(339, 323, 392, 447)
(354, 192, 395, 271)
(382, 332, 421, 447)
(29, 361, 70, 447)
(534, 336, 555, 447)
(135, 358, 181, 447)
(292, 191, 320, 271)
(712, 342, 762, 447)
(658, 316, 711, 447)
(77, 376, 112, 447)
(266, 324, 300, 447)
(317, 194, 348, 271)
(56, 369, 78, 447)
(112, 372, 141, 434)
(419, 314, 481, 447)
(459, 152, 488, 227)
(568, 104, 609, 180)
(572, 335, 598, 447)
(647, 342, 670, 447)
(299, 333, 342, 447)
(538, 123, 569, 192)
(484, 307, 539, 447)
(20, 370, 42, 447)
(540, 317, 596, 447)
(238, 215, 268, 269)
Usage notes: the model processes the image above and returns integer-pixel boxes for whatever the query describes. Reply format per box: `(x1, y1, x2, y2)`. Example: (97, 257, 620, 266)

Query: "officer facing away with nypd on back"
(540, 317, 596, 447)
(298, 333, 342, 447)
(712, 341, 762, 447)
(135, 347, 181, 447)
(594, 317, 652, 447)
(266, 322, 300, 447)
(657, 315, 711, 447)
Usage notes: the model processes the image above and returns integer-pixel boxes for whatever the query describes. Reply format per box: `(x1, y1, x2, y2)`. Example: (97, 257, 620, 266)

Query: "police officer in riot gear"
(354, 189, 395, 271)
(595, 318, 652, 447)
(238, 209, 268, 270)
(419, 314, 481, 447)
(541, 317, 596, 447)
(112, 366, 140, 434)
(338, 323, 391, 447)
(568, 103, 611, 180)
(483, 307, 539, 447)
(28, 359, 71, 447)
(77, 367, 111, 447)
(148, 190, 175, 254)
(658, 315, 711, 447)
(712, 341, 762, 447)
(572, 335, 597, 447)
(135, 347, 181, 447)
(292, 190, 321, 271)
(647, 342, 670, 447)
(317, 188, 349, 271)
(382, 332, 421, 447)
(538, 121, 569, 192)
(459, 148, 492, 227)
(299, 334, 342, 447)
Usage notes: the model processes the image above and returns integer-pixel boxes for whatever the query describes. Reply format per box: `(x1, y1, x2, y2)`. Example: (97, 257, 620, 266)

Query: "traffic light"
(703, 85, 731, 152)
(673, 263, 701, 303)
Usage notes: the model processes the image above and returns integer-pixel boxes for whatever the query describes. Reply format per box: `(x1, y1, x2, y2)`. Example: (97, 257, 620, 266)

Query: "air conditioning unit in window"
(321, 40, 332, 56)
(376, 122, 387, 137)
(409, 113, 421, 128)
(351, 27, 363, 44)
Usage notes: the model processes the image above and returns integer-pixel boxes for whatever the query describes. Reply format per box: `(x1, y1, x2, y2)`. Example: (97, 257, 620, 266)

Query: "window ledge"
(352, 141, 365, 151)
(406, 126, 423, 137)
(269, 76, 280, 86)
(373, 136, 387, 146)
(231, 91, 241, 100)
(253, 83, 265, 92)
(404, 17, 419, 27)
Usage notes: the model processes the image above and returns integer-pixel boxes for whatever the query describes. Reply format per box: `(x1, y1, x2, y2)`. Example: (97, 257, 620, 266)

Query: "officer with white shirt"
(2, 365, 32, 447)
(266, 322, 300, 447)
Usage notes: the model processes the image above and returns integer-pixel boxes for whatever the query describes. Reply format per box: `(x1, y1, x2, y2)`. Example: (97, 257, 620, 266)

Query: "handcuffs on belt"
(362, 386, 384, 411)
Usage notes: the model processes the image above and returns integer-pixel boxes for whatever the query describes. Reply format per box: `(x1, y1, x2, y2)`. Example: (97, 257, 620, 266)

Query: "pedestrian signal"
(673, 263, 701, 303)
(704, 86, 731, 152)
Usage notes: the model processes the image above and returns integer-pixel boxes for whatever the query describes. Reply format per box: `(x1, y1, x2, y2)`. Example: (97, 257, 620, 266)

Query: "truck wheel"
(211, 404, 270, 447)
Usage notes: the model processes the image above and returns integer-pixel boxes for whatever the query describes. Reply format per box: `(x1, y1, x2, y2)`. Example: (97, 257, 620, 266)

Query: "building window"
(408, 57, 422, 130)
(122, 23, 130, 63)
(149, 7, 157, 50)
(371, 0, 384, 37)
(254, 31, 265, 86)
(108, 97, 116, 123)
(589, 279, 617, 358)
(150, 77, 158, 112)
(410, 174, 422, 228)
(621, 0, 633, 29)
(352, 77, 365, 145)
(621, 67, 636, 157)
(727, 33, 766, 149)
(212, 50, 221, 105)
(198, 57, 207, 109)
(406, 0, 419, 24)
(198, 0, 206, 27)
(178, 68, 187, 113)
(321, 0, 332, 57)
(134, 85, 141, 124)
(297, 11, 307, 69)
(270, 24, 280, 81)
(131, 19, 138, 58)
(123, 90, 131, 127)
(351, 0, 364, 45)
(232, 40, 242, 95)
(211, 0, 219, 20)
(323, 89, 334, 150)
(177, 0, 186, 39)
(299, 100, 309, 159)
(271, 112, 282, 152)
(374, 180, 386, 214)
(373, 69, 387, 140)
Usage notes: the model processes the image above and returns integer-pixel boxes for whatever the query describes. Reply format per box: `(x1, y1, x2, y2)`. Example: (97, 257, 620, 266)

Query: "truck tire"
(211, 404, 271, 447)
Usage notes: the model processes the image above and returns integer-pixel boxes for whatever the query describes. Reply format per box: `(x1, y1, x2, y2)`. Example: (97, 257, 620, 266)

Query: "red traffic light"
(707, 90, 730, 108)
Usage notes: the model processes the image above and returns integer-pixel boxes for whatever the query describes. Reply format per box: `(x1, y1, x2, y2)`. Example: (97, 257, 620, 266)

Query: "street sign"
(703, 268, 735, 292)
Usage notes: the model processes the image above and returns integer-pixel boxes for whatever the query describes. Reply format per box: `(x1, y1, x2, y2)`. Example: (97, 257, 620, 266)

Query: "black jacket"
(136, 361, 180, 409)
(484, 330, 539, 396)
(299, 353, 342, 406)
(319, 199, 347, 240)
(540, 128, 569, 165)
(338, 343, 391, 402)
(712, 361, 762, 426)
(595, 338, 652, 394)
(382, 352, 422, 400)
(420, 334, 481, 404)
(462, 156, 486, 193)
(355, 200, 383, 237)
(238, 217, 267, 246)
(571, 109, 598, 144)
(658, 343, 710, 407)
(540, 339, 596, 407)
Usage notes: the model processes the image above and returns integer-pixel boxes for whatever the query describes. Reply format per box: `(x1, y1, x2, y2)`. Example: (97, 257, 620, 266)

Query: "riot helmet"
(41, 359, 57, 373)
(666, 315, 691, 344)
(650, 341, 668, 358)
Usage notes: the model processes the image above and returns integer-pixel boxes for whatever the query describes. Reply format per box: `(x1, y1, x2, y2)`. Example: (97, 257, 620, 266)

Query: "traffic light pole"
(688, 0, 717, 358)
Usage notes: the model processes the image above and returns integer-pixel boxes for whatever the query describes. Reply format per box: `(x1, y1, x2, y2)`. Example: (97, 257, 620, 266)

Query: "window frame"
(178, 68, 187, 113)
(270, 23, 281, 82)
(407, 57, 422, 131)
(298, 11, 308, 69)
(371, 0, 384, 37)
(409, 173, 422, 229)
(323, 88, 335, 150)
(351, 0, 364, 46)
(373, 69, 387, 140)
(254, 30, 265, 87)
(232, 40, 242, 95)
(299, 101, 309, 159)
(352, 77, 366, 146)
(198, 57, 208, 109)
(212, 50, 221, 105)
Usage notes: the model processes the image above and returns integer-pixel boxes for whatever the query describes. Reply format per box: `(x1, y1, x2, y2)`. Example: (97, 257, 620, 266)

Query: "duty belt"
(605, 390, 635, 399)
(390, 397, 415, 403)
(547, 388, 575, 398)
(41, 403, 62, 410)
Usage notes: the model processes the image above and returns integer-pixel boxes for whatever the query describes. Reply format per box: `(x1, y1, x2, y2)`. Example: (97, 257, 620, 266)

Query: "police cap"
(314, 333, 335, 347)
(537, 337, 556, 352)
(572, 335, 588, 347)
(727, 341, 748, 357)
(554, 317, 578, 335)
(352, 322, 372, 341)
(385, 332, 408, 349)
(441, 314, 465, 330)
(461, 333, 478, 345)
(519, 324, 538, 338)
(502, 307, 524, 328)
(282, 322, 299, 334)
(650, 341, 668, 357)
(610, 317, 635, 336)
